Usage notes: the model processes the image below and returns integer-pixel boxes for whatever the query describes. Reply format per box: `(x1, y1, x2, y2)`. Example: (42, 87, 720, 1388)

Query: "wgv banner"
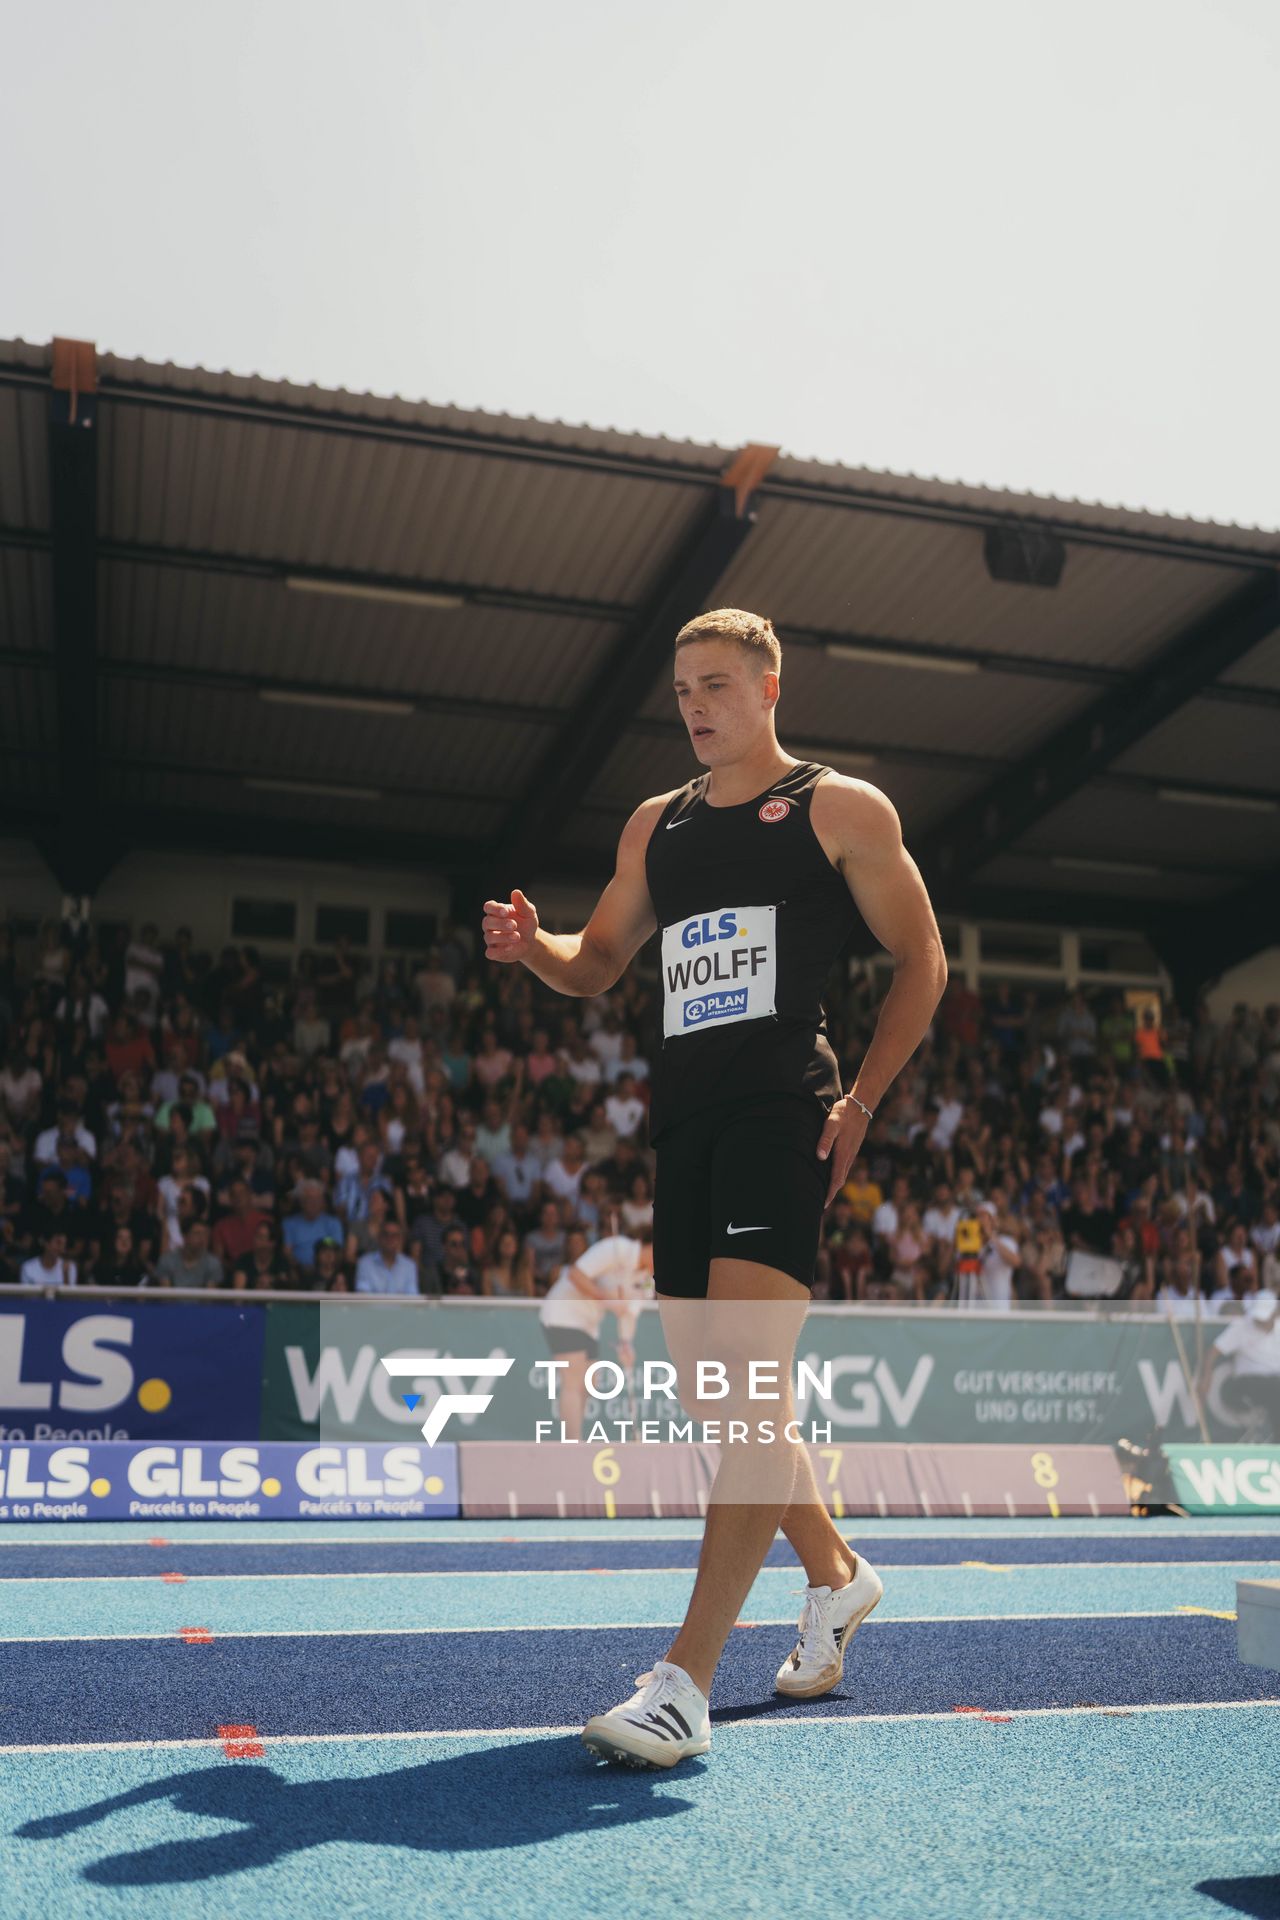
(0, 1300, 265, 1441)
(1161, 1445, 1280, 1515)
(259, 1301, 1242, 1447)
(1, 1299, 1256, 1453)
(0, 1440, 459, 1521)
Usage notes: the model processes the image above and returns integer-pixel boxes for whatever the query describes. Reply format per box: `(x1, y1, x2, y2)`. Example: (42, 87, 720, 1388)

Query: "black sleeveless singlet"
(643, 760, 862, 1142)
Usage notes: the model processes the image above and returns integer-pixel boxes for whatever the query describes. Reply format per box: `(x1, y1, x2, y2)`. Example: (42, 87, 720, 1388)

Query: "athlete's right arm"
(482, 793, 672, 997)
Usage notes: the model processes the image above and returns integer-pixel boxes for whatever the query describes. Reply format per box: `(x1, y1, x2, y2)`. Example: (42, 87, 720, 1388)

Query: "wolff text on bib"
(660, 905, 777, 1039)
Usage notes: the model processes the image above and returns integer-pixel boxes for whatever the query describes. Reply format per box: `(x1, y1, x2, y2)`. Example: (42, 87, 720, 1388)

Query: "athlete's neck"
(703, 745, 800, 809)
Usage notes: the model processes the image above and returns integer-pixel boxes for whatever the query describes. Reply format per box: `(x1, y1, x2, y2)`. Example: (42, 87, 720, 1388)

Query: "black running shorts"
(652, 1092, 830, 1298)
(542, 1323, 599, 1359)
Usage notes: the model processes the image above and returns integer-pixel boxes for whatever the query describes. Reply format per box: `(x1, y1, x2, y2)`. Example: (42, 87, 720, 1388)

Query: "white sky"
(6, 0, 1279, 528)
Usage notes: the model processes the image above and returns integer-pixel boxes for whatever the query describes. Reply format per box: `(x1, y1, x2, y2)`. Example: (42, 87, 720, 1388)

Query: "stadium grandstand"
(1, 336, 1278, 1316)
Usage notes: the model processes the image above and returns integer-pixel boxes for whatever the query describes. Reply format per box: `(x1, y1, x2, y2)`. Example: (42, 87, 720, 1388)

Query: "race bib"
(660, 905, 777, 1039)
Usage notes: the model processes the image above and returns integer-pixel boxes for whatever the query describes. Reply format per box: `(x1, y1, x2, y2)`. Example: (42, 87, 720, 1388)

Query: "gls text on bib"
(660, 905, 777, 1039)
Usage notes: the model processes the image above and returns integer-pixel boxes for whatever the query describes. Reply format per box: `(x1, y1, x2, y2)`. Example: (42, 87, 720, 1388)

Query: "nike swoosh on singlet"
(665, 817, 693, 828)
(726, 1223, 770, 1234)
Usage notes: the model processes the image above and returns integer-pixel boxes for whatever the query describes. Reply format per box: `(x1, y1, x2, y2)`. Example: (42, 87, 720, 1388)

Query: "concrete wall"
(1206, 947, 1280, 1018)
(0, 839, 608, 959)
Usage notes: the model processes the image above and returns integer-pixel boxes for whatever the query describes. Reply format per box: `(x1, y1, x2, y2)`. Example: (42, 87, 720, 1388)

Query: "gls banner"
(0, 1440, 459, 1520)
(0, 1302, 264, 1441)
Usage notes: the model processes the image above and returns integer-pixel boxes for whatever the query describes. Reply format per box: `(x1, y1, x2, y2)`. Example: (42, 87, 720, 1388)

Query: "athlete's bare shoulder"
(577, 788, 682, 982)
(808, 769, 902, 873)
(617, 788, 686, 862)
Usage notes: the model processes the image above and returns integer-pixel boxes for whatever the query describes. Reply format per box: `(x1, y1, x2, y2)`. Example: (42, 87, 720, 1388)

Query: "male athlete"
(483, 608, 947, 1767)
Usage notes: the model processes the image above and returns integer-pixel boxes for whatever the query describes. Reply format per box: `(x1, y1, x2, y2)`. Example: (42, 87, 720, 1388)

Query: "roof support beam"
(0, 524, 631, 628)
(494, 448, 776, 876)
(44, 339, 117, 898)
(920, 570, 1280, 889)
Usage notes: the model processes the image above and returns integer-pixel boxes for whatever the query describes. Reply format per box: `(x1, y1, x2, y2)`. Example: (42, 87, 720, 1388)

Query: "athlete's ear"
(761, 670, 780, 710)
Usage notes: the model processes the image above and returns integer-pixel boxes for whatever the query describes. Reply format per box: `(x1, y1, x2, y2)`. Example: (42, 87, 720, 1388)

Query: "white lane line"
(2, 1526, 1275, 1548)
(0, 1609, 1230, 1645)
(1, 1698, 1275, 1758)
(1, 1558, 1277, 1586)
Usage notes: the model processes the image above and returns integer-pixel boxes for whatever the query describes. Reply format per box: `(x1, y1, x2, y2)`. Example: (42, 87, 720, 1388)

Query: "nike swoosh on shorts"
(726, 1224, 770, 1234)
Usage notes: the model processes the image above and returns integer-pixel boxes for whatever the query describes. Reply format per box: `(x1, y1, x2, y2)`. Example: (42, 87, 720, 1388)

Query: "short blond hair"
(674, 608, 781, 674)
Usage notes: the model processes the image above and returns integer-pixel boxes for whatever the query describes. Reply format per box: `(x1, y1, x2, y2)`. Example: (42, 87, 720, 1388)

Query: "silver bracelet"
(850, 1094, 875, 1121)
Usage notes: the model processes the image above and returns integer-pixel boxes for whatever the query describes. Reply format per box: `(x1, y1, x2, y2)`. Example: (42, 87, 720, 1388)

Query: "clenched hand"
(482, 888, 540, 965)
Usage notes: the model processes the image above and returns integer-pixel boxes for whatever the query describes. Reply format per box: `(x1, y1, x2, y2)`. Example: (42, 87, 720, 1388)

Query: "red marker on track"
(218, 1724, 264, 1759)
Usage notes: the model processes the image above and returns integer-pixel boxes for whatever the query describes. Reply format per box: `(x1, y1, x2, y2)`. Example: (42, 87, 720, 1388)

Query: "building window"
(979, 925, 1062, 969)
(1080, 934, 1161, 976)
(230, 898, 297, 942)
(385, 908, 438, 952)
(315, 904, 370, 946)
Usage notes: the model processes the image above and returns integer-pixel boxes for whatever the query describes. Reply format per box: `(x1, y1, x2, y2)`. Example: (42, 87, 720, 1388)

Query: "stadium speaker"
(983, 524, 1067, 587)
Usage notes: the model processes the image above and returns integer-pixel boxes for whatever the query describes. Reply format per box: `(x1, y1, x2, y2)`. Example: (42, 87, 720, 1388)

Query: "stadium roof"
(2, 335, 1277, 991)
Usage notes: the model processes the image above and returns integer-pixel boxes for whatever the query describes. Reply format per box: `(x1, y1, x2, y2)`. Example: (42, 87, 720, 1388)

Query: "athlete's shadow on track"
(1199, 1877, 1280, 1920)
(16, 1737, 700, 1886)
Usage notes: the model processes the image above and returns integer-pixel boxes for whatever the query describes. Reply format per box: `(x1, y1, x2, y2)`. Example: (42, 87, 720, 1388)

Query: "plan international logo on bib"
(660, 905, 778, 1038)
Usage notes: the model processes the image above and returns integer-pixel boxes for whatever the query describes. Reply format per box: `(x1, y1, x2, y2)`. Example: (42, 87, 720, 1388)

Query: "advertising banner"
(456, 1438, 1130, 1518)
(0, 1300, 266, 1442)
(0, 1439, 459, 1521)
(1161, 1445, 1280, 1515)
(259, 1300, 1234, 1448)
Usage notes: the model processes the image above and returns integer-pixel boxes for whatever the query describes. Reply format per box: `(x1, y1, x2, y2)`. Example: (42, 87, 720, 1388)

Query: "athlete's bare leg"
(556, 1350, 590, 1440)
(657, 1258, 811, 1699)
(778, 1455, 857, 1588)
(658, 1279, 857, 1600)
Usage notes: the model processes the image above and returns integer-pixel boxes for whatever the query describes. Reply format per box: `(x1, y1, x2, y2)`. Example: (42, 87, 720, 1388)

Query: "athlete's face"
(672, 640, 778, 765)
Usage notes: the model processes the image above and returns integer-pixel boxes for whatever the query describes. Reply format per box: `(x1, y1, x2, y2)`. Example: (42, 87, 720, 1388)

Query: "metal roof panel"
(1110, 698, 1280, 793)
(713, 497, 1248, 669)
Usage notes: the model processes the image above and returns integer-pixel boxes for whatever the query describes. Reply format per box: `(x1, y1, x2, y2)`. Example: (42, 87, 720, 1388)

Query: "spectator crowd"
(1, 912, 1278, 1317)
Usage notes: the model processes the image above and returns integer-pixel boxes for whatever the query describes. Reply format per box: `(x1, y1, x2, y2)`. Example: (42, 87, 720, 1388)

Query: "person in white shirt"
(539, 1233, 654, 1439)
(606, 1033, 649, 1086)
(21, 1233, 77, 1287)
(0, 1054, 42, 1129)
(1198, 1289, 1280, 1437)
(923, 1182, 962, 1290)
(124, 924, 164, 1013)
(588, 1013, 625, 1073)
(157, 1148, 212, 1250)
(604, 1071, 645, 1142)
(34, 1114, 97, 1167)
(1250, 1201, 1280, 1262)
(545, 1136, 588, 1209)
(1157, 1278, 1201, 1320)
(871, 1176, 909, 1243)
(958, 1201, 1018, 1310)
(564, 1039, 603, 1092)
(388, 1016, 427, 1098)
(55, 985, 109, 1040)
(438, 1121, 480, 1192)
(1215, 1225, 1259, 1300)
(929, 1084, 964, 1152)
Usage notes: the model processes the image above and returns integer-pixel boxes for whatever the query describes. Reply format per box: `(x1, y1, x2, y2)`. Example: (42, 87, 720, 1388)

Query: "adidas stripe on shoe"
(582, 1659, 711, 1769)
(775, 1553, 884, 1699)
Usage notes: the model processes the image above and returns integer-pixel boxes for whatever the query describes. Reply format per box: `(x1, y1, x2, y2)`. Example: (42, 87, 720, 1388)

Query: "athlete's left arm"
(810, 776, 949, 1204)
